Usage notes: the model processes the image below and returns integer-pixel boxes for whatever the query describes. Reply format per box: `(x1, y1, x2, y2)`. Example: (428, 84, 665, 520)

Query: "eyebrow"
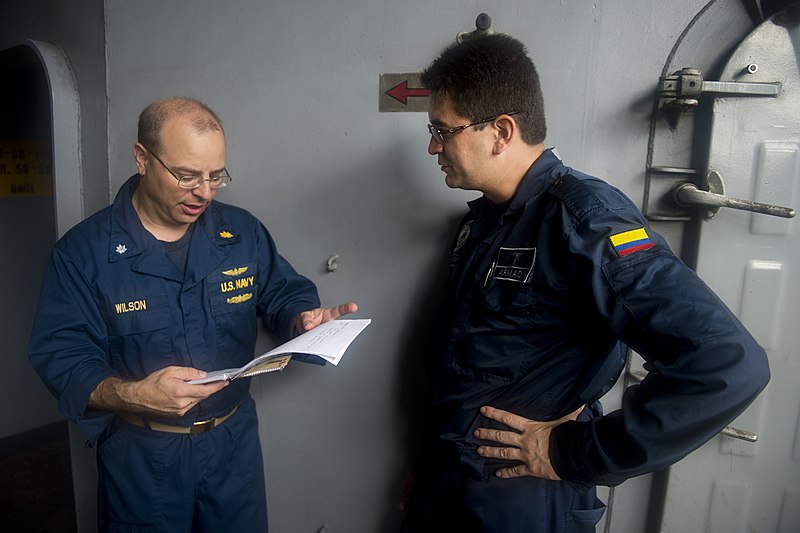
(172, 164, 227, 175)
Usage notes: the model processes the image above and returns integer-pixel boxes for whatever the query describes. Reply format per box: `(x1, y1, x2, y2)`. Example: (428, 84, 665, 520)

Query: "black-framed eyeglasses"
(427, 112, 519, 144)
(141, 144, 232, 190)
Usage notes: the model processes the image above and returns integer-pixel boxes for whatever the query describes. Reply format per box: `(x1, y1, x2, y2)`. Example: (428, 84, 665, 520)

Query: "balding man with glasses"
(29, 97, 356, 532)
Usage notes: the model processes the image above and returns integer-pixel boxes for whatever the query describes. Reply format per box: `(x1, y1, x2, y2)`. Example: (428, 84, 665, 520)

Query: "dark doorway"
(0, 44, 76, 532)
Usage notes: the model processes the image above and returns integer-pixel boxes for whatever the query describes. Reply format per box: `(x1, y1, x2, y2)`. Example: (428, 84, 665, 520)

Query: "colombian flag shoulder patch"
(609, 227, 654, 257)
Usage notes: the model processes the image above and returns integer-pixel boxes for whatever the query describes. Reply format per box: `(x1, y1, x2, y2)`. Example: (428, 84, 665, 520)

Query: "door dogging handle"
(672, 169, 795, 219)
(626, 370, 758, 443)
(674, 183, 796, 218)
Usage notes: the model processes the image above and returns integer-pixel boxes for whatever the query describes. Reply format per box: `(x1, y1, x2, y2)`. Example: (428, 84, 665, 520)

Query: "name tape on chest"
(491, 247, 536, 284)
(114, 299, 147, 314)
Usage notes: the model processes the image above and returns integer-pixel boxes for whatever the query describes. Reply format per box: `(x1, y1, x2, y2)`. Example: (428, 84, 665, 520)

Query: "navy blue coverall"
(29, 175, 320, 532)
(403, 149, 770, 532)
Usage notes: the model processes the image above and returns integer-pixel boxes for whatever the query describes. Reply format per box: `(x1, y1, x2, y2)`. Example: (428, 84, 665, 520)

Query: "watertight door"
(661, 13, 800, 533)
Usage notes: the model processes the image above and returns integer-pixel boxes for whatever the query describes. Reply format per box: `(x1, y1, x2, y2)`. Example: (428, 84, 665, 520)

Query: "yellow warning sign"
(0, 139, 53, 197)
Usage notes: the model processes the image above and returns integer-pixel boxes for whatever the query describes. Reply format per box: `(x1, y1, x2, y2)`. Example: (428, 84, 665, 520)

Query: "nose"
(428, 135, 443, 155)
(192, 180, 215, 201)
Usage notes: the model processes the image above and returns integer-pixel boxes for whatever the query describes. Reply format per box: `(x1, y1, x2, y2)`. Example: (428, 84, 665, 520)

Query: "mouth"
(181, 203, 207, 217)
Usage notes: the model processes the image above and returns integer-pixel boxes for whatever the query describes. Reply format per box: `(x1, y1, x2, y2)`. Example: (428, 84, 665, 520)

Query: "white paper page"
(187, 318, 370, 384)
(263, 318, 371, 365)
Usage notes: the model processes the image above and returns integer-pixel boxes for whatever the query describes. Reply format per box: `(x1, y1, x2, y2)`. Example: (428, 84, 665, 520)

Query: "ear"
(133, 143, 148, 175)
(492, 114, 516, 155)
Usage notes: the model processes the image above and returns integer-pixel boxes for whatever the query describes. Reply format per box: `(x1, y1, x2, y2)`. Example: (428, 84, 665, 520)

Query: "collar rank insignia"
(219, 231, 234, 239)
(115, 244, 127, 255)
(610, 227, 654, 257)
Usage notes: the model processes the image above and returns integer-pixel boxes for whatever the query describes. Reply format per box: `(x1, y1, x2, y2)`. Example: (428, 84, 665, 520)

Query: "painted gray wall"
(1, 0, 762, 531)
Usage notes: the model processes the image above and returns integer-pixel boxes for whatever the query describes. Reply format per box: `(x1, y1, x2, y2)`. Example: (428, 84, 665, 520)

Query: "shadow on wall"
(243, 130, 472, 531)
(300, 136, 468, 531)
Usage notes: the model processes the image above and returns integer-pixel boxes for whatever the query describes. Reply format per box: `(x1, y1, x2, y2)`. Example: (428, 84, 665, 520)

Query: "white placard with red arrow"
(379, 73, 430, 112)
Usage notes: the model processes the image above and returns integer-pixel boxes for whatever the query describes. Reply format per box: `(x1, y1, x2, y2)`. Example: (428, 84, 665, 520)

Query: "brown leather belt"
(117, 404, 239, 436)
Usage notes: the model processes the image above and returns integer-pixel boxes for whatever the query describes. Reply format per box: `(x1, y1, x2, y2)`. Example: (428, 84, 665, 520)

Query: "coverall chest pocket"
(452, 278, 538, 383)
(101, 294, 171, 369)
(475, 276, 537, 315)
(447, 243, 542, 382)
(475, 246, 538, 314)
(207, 264, 259, 362)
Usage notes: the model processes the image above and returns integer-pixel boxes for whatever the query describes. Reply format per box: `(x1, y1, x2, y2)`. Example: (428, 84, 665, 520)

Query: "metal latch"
(674, 169, 796, 219)
(719, 426, 758, 443)
(658, 67, 781, 111)
(626, 369, 758, 443)
(645, 67, 784, 220)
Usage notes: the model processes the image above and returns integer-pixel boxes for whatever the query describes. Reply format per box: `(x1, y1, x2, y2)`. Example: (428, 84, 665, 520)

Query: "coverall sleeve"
(28, 247, 119, 443)
(252, 220, 321, 343)
(549, 190, 770, 487)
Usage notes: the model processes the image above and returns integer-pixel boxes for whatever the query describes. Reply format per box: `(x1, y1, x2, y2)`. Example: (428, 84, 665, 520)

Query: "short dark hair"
(420, 33, 546, 145)
(137, 97, 224, 151)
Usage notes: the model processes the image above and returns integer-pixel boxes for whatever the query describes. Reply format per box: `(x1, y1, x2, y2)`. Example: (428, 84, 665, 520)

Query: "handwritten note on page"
(189, 318, 371, 384)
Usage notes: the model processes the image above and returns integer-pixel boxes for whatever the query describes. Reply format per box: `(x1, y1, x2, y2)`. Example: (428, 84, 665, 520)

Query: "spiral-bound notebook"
(189, 318, 371, 384)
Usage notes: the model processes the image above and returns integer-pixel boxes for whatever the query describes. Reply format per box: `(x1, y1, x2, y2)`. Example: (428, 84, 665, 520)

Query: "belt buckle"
(190, 418, 215, 436)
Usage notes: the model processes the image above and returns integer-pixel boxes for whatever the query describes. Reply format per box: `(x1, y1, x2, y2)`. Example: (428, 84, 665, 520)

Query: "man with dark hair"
(29, 97, 356, 532)
(400, 34, 769, 531)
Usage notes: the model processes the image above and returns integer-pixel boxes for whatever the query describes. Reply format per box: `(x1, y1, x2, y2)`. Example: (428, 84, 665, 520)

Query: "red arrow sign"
(385, 80, 430, 105)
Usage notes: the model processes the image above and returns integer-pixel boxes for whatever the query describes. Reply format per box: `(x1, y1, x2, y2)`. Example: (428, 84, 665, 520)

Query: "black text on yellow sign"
(0, 140, 53, 197)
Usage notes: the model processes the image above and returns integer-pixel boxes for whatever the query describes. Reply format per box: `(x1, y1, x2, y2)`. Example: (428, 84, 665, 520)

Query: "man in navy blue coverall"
(29, 97, 356, 532)
(399, 34, 770, 532)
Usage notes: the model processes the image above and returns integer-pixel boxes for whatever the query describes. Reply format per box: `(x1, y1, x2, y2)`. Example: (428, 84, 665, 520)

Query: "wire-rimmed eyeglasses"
(141, 144, 232, 190)
(427, 112, 519, 144)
